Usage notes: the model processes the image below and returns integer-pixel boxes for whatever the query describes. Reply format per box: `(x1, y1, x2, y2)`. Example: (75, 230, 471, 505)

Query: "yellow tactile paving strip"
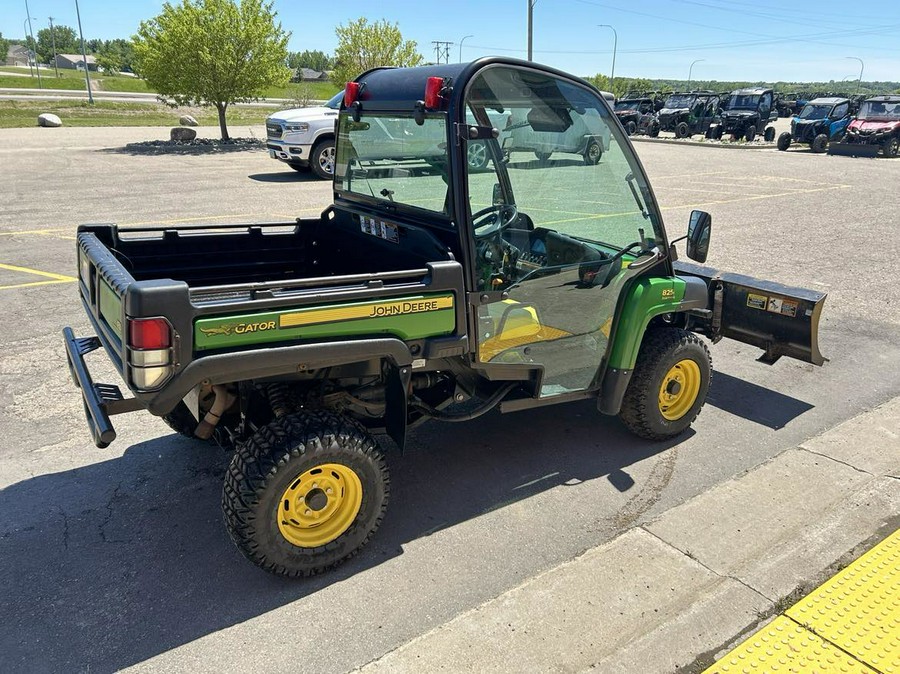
(705, 529, 899, 673)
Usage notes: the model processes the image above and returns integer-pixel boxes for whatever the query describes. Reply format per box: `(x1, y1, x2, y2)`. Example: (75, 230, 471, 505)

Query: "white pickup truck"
(265, 92, 342, 179)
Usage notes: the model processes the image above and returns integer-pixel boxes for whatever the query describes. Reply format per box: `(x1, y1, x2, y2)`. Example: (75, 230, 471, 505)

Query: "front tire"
(310, 138, 336, 180)
(619, 329, 712, 441)
(764, 127, 776, 142)
(675, 121, 690, 139)
(883, 136, 899, 158)
(745, 126, 756, 142)
(811, 133, 828, 153)
(223, 411, 389, 577)
(777, 132, 792, 151)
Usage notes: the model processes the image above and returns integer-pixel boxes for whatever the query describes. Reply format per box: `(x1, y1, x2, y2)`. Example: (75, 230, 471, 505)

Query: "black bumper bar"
(62, 327, 144, 448)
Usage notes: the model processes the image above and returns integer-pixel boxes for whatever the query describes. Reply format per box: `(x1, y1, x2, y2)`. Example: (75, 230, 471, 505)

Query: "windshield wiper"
(625, 172, 650, 220)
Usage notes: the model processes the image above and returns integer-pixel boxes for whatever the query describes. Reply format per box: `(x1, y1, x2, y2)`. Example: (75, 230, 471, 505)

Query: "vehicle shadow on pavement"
(0, 401, 680, 671)
(248, 170, 320, 183)
(98, 139, 266, 156)
(706, 370, 814, 429)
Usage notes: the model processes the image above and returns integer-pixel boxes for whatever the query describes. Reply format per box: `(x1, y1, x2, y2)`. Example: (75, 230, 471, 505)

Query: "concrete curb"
(355, 397, 900, 673)
(631, 136, 776, 151)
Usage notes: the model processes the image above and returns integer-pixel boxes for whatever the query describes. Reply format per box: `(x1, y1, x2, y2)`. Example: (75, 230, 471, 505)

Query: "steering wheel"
(472, 204, 519, 239)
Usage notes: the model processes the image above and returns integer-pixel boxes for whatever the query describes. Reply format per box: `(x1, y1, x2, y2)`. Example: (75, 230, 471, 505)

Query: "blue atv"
(777, 97, 852, 153)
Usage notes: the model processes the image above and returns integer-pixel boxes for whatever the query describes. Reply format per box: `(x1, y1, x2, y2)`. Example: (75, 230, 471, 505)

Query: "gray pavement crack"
(796, 446, 875, 477)
(59, 507, 69, 550)
(97, 484, 131, 544)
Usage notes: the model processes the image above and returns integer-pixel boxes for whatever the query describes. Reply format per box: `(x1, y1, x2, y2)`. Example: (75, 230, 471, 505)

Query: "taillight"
(344, 81, 360, 107)
(129, 318, 171, 349)
(127, 317, 174, 390)
(424, 77, 444, 110)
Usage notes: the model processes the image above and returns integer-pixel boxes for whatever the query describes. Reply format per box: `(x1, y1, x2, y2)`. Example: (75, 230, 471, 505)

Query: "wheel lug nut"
(305, 509, 312, 516)
(326, 488, 333, 494)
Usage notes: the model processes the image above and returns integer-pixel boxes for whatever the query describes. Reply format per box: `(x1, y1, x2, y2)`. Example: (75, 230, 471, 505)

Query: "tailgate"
(675, 261, 826, 366)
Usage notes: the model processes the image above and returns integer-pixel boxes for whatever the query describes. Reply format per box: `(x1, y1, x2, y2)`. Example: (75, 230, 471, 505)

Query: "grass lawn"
(0, 99, 272, 129)
(0, 67, 339, 100)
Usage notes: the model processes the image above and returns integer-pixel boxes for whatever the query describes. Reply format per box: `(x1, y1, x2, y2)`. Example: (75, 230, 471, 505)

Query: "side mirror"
(687, 210, 711, 263)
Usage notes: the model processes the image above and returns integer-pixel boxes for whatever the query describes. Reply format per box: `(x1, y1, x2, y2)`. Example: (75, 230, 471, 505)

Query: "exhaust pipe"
(195, 385, 236, 439)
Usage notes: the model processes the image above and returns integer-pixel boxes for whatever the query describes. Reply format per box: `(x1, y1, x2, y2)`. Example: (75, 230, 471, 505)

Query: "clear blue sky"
(4, 0, 899, 82)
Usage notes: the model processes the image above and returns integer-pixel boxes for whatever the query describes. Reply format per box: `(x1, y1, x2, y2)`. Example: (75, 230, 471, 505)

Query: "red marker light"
(344, 81, 360, 107)
(129, 317, 172, 350)
(424, 77, 444, 109)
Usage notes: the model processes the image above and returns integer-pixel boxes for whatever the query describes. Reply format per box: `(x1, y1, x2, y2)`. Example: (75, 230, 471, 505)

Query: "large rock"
(170, 127, 197, 141)
(178, 114, 199, 127)
(37, 113, 62, 128)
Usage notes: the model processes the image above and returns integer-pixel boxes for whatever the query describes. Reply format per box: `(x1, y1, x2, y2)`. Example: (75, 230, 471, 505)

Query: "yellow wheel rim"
(658, 359, 702, 421)
(277, 463, 363, 548)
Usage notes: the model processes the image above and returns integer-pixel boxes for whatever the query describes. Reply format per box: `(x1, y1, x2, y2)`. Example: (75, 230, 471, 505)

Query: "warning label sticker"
(747, 293, 768, 310)
(767, 296, 799, 317)
(359, 215, 400, 244)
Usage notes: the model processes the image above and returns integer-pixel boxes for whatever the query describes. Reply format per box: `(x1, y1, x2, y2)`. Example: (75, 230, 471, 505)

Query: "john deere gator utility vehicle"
(64, 58, 827, 577)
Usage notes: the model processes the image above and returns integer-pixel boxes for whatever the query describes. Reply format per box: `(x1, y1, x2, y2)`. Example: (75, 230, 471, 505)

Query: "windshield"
(798, 104, 830, 120)
(334, 115, 449, 215)
(615, 101, 641, 111)
(664, 94, 694, 109)
(324, 92, 343, 109)
(858, 100, 900, 120)
(725, 94, 760, 110)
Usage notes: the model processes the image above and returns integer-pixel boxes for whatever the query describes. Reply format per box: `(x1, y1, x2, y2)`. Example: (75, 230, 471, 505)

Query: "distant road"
(0, 87, 316, 107)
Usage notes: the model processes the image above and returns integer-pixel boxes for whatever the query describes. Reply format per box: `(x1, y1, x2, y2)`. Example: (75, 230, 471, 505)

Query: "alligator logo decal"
(199, 324, 236, 337)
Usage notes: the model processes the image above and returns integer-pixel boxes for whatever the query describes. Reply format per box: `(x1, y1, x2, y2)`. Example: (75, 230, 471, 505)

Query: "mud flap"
(675, 262, 827, 366)
(385, 364, 411, 451)
(828, 142, 881, 158)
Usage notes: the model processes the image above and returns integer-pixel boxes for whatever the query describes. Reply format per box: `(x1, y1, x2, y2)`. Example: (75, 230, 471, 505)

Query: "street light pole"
(24, 0, 42, 89)
(49, 16, 60, 78)
(23, 18, 34, 78)
(597, 24, 617, 87)
(846, 56, 864, 95)
(74, 0, 94, 104)
(687, 59, 705, 90)
(527, 0, 536, 61)
(458, 34, 473, 63)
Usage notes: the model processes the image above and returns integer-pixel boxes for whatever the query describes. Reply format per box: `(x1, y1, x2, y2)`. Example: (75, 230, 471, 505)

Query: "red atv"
(829, 95, 900, 158)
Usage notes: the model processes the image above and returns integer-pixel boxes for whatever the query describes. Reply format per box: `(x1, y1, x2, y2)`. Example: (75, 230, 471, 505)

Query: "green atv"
(64, 58, 827, 577)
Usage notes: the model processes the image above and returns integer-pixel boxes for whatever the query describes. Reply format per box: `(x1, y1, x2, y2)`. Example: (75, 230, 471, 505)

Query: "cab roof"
(730, 87, 771, 95)
(344, 57, 604, 113)
(865, 95, 900, 103)
(807, 97, 850, 106)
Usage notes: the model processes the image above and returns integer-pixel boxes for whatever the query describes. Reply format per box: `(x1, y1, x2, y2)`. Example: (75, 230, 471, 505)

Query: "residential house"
(55, 53, 98, 71)
(292, 67, 330, 83)
(5, 44, 32, 67)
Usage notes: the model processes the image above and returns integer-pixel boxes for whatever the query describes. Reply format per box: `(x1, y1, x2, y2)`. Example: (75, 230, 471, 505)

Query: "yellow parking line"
(0, 263, 75, 282)
(120, 214, 254, 227)
(660, 184, 850, 211)
(0, 227, 69, 237)
(0, 278, 75, 291)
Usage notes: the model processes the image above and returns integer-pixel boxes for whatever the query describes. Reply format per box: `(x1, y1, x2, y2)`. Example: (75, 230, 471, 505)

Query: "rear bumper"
(62, 327, 144, 448)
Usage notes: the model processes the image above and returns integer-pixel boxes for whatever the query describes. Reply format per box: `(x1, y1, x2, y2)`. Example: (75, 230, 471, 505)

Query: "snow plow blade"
(674, 261, 827, 367)
(828, 142, 881, 157)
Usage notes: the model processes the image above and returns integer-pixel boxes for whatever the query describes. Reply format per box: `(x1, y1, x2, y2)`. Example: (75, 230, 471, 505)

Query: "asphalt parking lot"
(1, 124, 899, 672)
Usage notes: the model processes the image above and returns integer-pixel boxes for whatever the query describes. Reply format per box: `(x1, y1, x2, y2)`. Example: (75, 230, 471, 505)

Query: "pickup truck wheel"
(583, 139, 602, 165)
(310, 138, 336, 180)
(619, 329, 711, 441)
(222, 410, 388, 577)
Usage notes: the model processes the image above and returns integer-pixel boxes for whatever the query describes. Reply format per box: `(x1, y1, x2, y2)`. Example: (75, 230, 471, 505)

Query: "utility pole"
(74, 0, 94, 104)
(431, 41, 451, 65)
(23, 18, 34, 78)
(527, 0, 536, 61)
(48, 16, 60, 78)
(24, 0, 42, 89)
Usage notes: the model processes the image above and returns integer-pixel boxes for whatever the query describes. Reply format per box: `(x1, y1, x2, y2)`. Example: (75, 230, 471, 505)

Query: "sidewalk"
(357, 397, 900, 673)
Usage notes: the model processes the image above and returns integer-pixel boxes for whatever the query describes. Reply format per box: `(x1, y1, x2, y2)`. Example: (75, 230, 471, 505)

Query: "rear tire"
(649, 123, 660, 138)
(310, 138, 336, 180)
(675, 121, 690, 139)
(811, 133, 828, 153)
(223, 410, 389, 577)
(744, 126, 756, 142)
(883, 136, 899, 158)
(764, 127, 776, 142)
(619, 329, 712, 441)
(626, 121, 637, 136)
(777, 132, 792, 151)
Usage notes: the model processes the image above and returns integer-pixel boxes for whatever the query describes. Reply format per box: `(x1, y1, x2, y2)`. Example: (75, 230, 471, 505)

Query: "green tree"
(96, 48, 122, 75)
(0, 33, 10, 63)
(331, 18, 423, 88)
(36, 25, 78, 62)
(134, 0, 290, 140)
(287, 49, 332, 73)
